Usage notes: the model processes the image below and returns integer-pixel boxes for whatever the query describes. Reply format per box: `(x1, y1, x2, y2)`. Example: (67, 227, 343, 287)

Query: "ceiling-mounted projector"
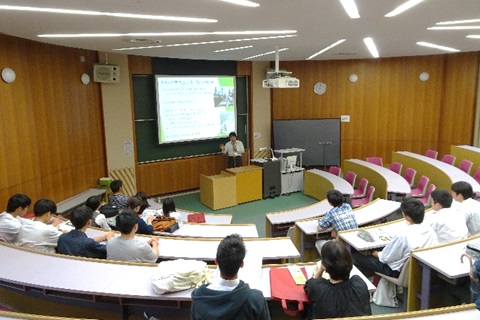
(263, 47, 300, 89)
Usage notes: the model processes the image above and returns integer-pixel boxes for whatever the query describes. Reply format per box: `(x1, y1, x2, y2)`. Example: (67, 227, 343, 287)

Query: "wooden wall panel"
(128, 55, 152, 75)
(0, 35, 107, 210)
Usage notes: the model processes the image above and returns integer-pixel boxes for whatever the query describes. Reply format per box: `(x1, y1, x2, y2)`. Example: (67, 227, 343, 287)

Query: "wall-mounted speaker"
(93, 64, 120, 83)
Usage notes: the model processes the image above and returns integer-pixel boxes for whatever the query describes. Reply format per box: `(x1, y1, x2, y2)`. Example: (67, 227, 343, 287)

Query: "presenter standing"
(220, 132, 244, 168)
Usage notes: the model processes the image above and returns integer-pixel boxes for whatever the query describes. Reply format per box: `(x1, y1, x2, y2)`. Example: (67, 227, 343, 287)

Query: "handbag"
(152, 216, 178, 232)
(270, 267, 310, 316)
(372, 277, 398, 307)
(99, 204, 119, 218)
(188, 213, 206, 223)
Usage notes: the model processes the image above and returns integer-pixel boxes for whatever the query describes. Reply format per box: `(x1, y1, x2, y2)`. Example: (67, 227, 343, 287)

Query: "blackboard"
(272, 119, 341, 166)
(132, 58, 248, 163)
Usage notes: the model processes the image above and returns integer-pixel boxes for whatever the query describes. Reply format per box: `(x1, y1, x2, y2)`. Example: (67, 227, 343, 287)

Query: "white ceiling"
(1, 0, 480, 61)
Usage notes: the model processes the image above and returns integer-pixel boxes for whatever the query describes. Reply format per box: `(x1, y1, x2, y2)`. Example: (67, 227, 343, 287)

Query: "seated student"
(191, 234, 270, 320)
(108, 179, 129, 209)
(315, 190, 358, 255)
(17, 199, 63, 254)
(304, 240, 372, 319)
(0, 194, 31, 243)
(85, 195, 111, 230)
(106, 210, 159, 263)
(162, 197, 181, 221)
(127, 196, 154, 235)
(451, 181, 480, 236)
(424, 189, 468, 244)
(135, 191, 150, 216)
(57, 207, 114, 259)
(353, 197, 438, 277)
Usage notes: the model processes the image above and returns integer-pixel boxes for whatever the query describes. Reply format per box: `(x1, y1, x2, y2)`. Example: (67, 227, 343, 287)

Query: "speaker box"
(93, 64, 120, 83)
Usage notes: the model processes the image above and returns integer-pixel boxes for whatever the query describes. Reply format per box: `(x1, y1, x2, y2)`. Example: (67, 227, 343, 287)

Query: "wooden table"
(304, 169, 354, 200)
(226, 165, 263, 204)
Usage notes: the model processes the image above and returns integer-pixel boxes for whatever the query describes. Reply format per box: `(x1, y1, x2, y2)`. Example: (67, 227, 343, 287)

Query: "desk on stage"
(199, 172, 237, 210)
(226, 165, 263, 204)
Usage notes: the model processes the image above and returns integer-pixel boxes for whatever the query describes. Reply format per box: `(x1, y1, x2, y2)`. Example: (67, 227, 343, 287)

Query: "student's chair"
(458, 159, 473, 175)
(441, 154, 456, 165)
(389, 162, 403, 175)
(351, 186, 375, 208)
(366, 157, 383, 167)
(425, 150, 438, 159)
(403, 168, 417, 187)
(375, 258, 411, 311)
(408, 175, 429, 197)
(351, 178, 368, 199)
(418, 184, 436, 207)
(344, 171, 357, 187)
(328, 166, 342, 176)
(474, 167, 480, 198)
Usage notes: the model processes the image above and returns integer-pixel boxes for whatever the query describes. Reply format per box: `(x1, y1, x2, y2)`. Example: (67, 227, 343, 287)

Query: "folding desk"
(154, 223, 259, 238)
(451, 145, 480, 172)
(304, 169, 354, 201)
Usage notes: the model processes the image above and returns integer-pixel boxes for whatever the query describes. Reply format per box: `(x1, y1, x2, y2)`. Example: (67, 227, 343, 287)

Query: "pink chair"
(403, 168, 417, 187)
(441, 154, 456, 165)
(344, 171, 357, 187)
(474, 166, 480, 184)
(351, 186, 375, 208)
(351, 178, 368, 199)
(328, 166, 342, 176)
(366, 157, 383, 167)
(389, 162, 403, 175)
(408, 175, 429, 197)
(425, 150, 438, 159)
(458, 159, 473, 175)
(418, 184, 436, 207)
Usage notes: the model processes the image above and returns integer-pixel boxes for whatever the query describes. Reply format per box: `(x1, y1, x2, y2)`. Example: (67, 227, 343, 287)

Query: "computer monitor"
(286, 155, 297, 169)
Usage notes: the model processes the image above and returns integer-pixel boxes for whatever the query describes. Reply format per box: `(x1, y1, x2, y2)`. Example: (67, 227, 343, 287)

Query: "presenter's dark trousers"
(228, 156, 242, 168)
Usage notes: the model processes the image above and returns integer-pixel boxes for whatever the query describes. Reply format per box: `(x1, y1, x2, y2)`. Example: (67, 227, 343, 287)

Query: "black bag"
(165, 222, 179, 233)
(100, 204, 120, 218)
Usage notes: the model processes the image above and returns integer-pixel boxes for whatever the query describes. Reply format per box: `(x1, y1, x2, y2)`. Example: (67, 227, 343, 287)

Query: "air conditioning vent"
(93, 64, 120, 83)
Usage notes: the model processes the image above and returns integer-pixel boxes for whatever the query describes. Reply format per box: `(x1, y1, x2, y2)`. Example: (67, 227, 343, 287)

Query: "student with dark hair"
(0, 194, 31, 243)
(135, 191, 150, 215)
(304, 241, 371, 319)
(191, 234, 270, 320)
(220, 131, 245, 168)
(451, 181, 480, 236)
(18, 199, 63, 253)
(127, 196, 154, 235)
(162, 197, 181, 221)
(424, 189, 468, 243)
(315, 190, 357, 256)
(106, 210, 158, 263)
(109, 179, 129, 209)
(85, 195, 111, 230)
(57, 207, 114, 259)
(353, 198, 438, 277)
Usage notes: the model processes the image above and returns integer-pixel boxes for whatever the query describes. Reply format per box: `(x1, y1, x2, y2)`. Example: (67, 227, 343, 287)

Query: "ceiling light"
(416, 41, 460, 52)
(214, 46, 253, 52)
(437, 19, 480, 25)
(363, 37, 379, 58)
(39, 30, 296, 38)
(0, 4, 216, 23)
(339, 0, 360, 19)
(467, 35, 480, 39)
(428, 26, 480, 30)
(243, 48, 288, 60)
(307, 39, 346, 60)
(385, 0, 425, 17)
(219, 0, 260, 7)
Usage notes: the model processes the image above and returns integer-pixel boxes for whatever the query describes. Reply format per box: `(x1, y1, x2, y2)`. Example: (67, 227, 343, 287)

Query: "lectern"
(200, 172, 237, 210)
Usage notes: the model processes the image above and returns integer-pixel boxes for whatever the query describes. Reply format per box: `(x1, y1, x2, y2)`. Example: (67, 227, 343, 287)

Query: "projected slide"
(156, 76, 236, 144)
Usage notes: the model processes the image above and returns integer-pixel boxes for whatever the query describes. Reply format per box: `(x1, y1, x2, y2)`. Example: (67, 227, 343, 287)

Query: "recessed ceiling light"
(363, 37, 379, 58)
(123, 39, 161, 44)
(467, 35, 480, 39)
(428, 26, 480, 30)
(385, 0, 425, 17)
(416, 41, 460, 52)
(38, 30, 296, 38)
(339, 0, 360, 19)
(214, 45, 253, 52)
(437, 19, 480, 25)
(243, 48, 288, 60)
(307, 39, 346, 60)
(219, 0, 259, 7)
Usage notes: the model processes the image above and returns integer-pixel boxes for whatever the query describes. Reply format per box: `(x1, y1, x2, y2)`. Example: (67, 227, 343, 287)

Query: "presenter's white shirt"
(424, 208, 468, 244)
(18, 219, 63, 253)
(458, 198, 480, 236)
(0, 212, 22, 243)
(223, 140, 245, 157)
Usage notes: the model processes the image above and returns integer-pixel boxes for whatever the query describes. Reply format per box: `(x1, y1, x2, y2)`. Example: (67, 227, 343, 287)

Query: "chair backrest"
(365, 186, 375, 202)
(389, 162, 403, 175)
(366, 157, 383, 167)
(425, 150, 438, 159)
(421, 184, 436, 206)
(328, 166, 342, 176)
(403, 168, 417, 186)
(417, 175, 429, 190)
(474, 166, 480, 184)
(396, 258, 411, 287)
(441, 154, 456, 165)
(345, 171, 357, 187)
(459, 159, 473, 175)
(357, 178, 368, 195)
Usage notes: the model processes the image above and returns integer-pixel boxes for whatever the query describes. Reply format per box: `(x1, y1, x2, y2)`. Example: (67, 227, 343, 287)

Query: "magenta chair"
(389, 162, 403, 175)
(441, 154, 456, 165)
(425, 150, 438, 159)
(473, 167, 480, 198)
(351, 178, 368, 199)
(366, 157, 383, 167)
(351, 186, 375, 208)
(408, 175, 429, 197)
(458, 159, 473, 175)
(344, 171, 357, 187)
(403, 168, 417, 187)
(328, 166, 342, 176)
(418, 184, 436, 207)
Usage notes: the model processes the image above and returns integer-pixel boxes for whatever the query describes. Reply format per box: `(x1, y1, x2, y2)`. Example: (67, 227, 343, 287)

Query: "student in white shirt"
(425, 189, 468, 244)
(451, 181, 480, 236)
(0, 194, 31, 243)
(18, 199, 63, 254)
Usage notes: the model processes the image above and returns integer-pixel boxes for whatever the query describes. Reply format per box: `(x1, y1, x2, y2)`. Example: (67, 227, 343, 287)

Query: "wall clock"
(314, 82, 327, 95)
